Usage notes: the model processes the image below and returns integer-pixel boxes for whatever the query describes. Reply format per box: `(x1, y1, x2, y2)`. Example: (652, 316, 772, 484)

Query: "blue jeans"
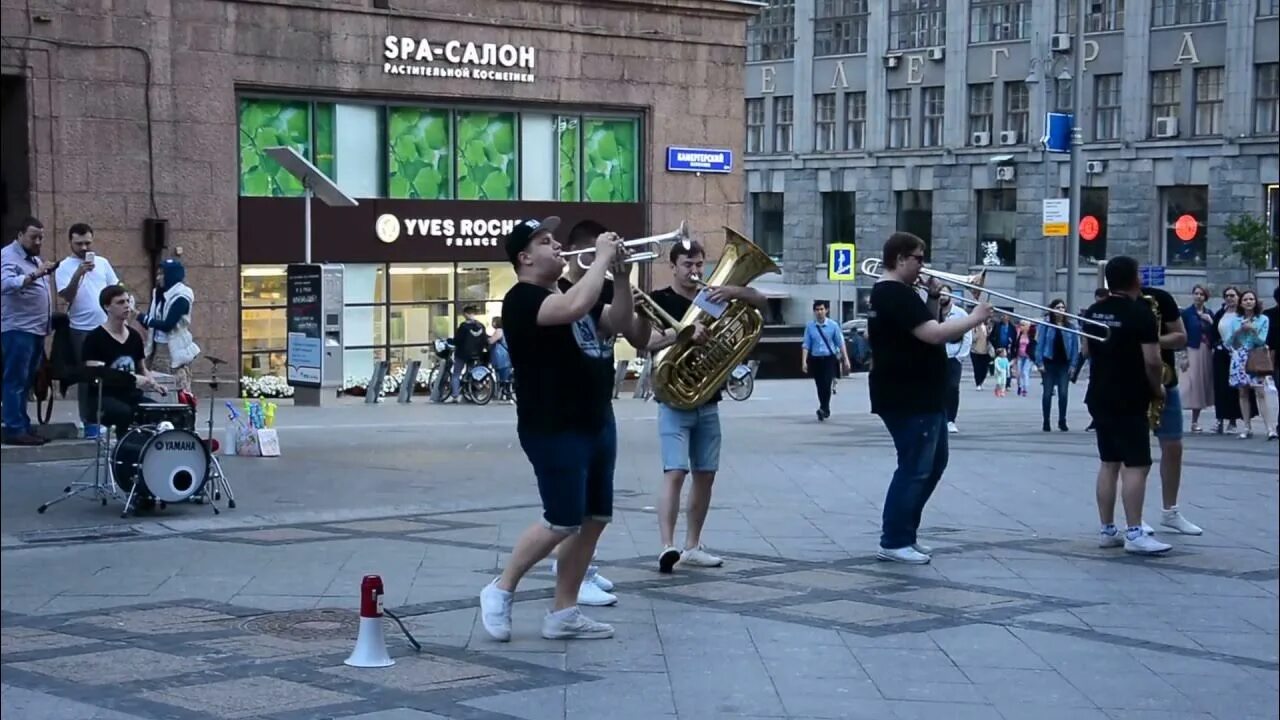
(879, 412, 949, 550)
(1041, 362, 1070, 425)
(658, 402, 722, 473)
(1, 330, 44, 435)
(450, 357, 466, 398)
(517, 417, 617, 532)
(1017, 357, 1033, 391)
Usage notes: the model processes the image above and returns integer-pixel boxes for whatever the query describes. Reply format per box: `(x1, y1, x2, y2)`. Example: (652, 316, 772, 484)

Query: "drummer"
(82, 284, 163, 437)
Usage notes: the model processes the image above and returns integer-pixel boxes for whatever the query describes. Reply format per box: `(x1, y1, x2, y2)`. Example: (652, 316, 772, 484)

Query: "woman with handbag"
(1221, 289, 1274, 440)
(142, 258, 200, 394)
(1210, 287, 1256, 433)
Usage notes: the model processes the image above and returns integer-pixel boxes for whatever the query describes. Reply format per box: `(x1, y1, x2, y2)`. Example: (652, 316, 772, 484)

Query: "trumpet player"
(479, 217, 648, 642)
(647, 239, 767, 573)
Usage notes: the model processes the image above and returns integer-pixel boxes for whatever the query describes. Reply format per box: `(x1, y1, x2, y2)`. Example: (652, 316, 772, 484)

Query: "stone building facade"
(743, 0, 1280, 323)
(1, 0, 755, 386)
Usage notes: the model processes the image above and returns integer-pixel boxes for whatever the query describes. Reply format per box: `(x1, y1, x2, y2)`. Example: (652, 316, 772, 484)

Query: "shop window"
(343, 264, 388, 376)
(521, 113, 556, 200)
(752, 192, 785, 260)
(555, 116, 639, 203)
(389, 264, 453, 342)
(895, 190, 933, 261)
(387, 107, 452, 199)
(557, 116, 580, 201)
(1162, 185, 1208, 267)
(976, 188, 1017, 266)
(239, 265, 287, 378)
(1057, 0, 1124, 32)
(334, 103, 382, 198)
(1073, 187, 1109, 264)
(238, 99, 334, 197)
(821, 192, 855, 259)
(456, 111, 517, 200)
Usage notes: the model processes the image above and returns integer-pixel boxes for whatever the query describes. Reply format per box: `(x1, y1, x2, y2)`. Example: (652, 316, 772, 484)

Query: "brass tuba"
(1143, 293, 1175, 430)
(643, 227, 781, 410)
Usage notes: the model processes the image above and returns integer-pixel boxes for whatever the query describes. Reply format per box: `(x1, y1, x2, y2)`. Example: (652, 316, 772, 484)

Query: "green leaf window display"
(582, 119, 638, 203)
(456, 111, 517, 200)
(557, 116, 579, 202)
(238, 99, 312, 197)
(388, 107, 453, 199)
(313, 103, 335, 179)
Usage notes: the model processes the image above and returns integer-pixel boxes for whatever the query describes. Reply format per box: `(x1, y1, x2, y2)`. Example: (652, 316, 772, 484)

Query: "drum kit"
(37, 356, 238, 519)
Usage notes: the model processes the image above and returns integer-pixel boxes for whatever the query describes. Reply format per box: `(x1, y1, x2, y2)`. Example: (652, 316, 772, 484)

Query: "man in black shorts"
(1082, 256, 1172, 555)
(479, 217, 647, 641)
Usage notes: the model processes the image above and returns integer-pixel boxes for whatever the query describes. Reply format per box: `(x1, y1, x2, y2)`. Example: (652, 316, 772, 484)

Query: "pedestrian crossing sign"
(828, 243, 857, 281)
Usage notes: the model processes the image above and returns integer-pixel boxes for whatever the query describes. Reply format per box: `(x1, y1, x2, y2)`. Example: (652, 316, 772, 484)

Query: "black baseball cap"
(503, 216, 561, 265)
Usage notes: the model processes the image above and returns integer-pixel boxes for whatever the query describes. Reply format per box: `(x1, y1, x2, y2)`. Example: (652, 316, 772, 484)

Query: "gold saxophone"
(1143, 294, 1174, 430)
(633, 227, 781, 411)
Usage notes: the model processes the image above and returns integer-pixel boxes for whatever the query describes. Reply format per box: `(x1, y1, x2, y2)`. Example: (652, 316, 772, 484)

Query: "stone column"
(792, 0, 816, 154)
(782, 169, 820, 284)
(864, 1, 888, 151)
(1120, 0, 1153, 143)
(1223, 0, 1257, 139)
(1207, 155, 1261, 288)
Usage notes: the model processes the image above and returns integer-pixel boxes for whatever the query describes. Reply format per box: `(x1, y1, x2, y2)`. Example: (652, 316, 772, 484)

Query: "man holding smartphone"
(55, 223, 119, 429)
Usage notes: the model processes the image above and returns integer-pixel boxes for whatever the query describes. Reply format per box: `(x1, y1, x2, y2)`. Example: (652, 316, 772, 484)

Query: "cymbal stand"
(195, 358, 237, 514)
(37, 378, 122, 514)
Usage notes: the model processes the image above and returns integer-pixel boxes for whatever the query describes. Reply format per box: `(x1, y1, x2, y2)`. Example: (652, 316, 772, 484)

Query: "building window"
(1255, 63, 1280, 134)
(1162, 186, 1208, 267)
(1263, 0, 1280, 16)
(921, 87, 945, 147)
(968, 83, 994, 140)
(1056, 0, 1125, 32)
(387, 107, 453, 199)
(896, 190, 934, 260)
(1053, 78, 1073, 113)
(977, 189, 1017, 266)
(747, 0, 795, 61)
(969, 0, 1030, 42)
(773, 96, 794, 153)
(887, 89, 912, 149)
(752, 193, 785, 260)
(815, 94, 838, 151)
(1150, 70, 1181, 137)
(240, 266, 288, 378)
(238, 99, 334, 197)
(889, 0, 946, 51)
(1152, 0, 1224, 26)
(455, 111, 518, 200)
(551, 116, 639, 203)
(1192, 67, 1224, 136)
(1094, 74, 1123, 140)
(1073, 187, 1109, 264)
(845, 92, 867, 149)
(1003, 81, 1029, 143)
(821, 192, 856, 258)
(746, 99, 766, 153)
(815, 0, 870, 56)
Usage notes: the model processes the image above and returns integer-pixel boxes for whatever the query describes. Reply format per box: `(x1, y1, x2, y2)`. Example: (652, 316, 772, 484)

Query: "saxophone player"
(647, 238, 767, 573)
(1081, 256, 1171, 555)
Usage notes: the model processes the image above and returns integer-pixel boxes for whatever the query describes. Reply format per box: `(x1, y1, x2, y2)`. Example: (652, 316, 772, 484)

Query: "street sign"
(1042, 198, 1070, 237)
(1140, 265, 1166, 288)
(828, 243, 857, 281)
(1043, 112, 1073, 153)
(665, 146, 733, 174)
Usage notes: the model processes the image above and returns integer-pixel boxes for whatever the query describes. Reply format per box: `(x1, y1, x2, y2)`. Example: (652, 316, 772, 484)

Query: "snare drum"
(111, 425, 209, 504)
(134, 403, 196, 432)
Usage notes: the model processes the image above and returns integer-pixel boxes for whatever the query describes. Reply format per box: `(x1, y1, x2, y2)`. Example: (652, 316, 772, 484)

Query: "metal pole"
(304, 185, 313, 265)
(1043, 67, 1053, 305)
(836, 280, 843, 327)
(1065, 0, 1087, 312)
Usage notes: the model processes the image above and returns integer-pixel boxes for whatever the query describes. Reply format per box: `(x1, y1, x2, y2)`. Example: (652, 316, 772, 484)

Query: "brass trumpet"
(559, 222, 690, 270)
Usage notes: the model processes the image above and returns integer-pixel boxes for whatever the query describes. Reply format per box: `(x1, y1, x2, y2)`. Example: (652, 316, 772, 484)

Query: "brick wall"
(1, 0, 754, 372)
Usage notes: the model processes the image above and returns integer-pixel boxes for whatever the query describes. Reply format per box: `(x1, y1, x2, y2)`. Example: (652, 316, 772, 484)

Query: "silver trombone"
(560, 221, 690, 270)
(860, 258, 1111, 342)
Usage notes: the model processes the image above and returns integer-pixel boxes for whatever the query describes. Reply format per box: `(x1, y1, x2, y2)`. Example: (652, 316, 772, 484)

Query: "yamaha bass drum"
(111, 425, 210, 504)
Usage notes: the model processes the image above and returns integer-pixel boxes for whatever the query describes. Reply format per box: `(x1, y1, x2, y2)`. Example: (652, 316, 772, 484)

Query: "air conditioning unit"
(999, 130, 1019, 146)
(1086, 160, 1106, 174)
(995, 165, 1016, 182)
(971, 131, 992, 147)
(883, 54, 901, 69)
(927, 47, 944, 61)
(1051, 33, 1071, 52)
(1154, 116, 1179, 138)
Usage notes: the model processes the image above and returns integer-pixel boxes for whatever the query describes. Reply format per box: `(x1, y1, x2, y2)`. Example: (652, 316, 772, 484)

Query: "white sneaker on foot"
(912, 543, 933, 555)
(1124, 530, 1172, 555)
(876, 546, 932, 564)
(1140, 522, 1155, 536)
(585, 566, 614, 592)
(541, 606, 614, 640)
(1098, 527, 1124, 548)
(1160, 508, 1203, 535)
(480, 579, 513, 642)
(658, 546, 681, 573)
(947, 422, 959, 434)
(577, 581, 617, 607)
(679, 546, 723, 568)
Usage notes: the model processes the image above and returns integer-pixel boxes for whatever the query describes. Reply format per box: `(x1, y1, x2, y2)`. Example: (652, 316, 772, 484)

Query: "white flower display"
(239, 375, 295, 398)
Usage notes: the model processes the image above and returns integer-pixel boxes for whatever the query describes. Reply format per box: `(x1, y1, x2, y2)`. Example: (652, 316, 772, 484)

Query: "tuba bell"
(647, 227, 781, 411)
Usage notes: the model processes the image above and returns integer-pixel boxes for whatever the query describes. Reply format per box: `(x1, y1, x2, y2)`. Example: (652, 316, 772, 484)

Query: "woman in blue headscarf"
(142, 258, 199, 393)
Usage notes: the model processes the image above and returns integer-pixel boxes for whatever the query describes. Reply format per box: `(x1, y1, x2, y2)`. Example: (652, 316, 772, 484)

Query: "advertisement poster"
(286, 263, 323, 387)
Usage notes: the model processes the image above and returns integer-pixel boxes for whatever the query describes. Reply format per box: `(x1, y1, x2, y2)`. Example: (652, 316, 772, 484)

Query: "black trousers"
(945, 358, 962, 423)
(811, 355, 837, 413)
(971, 352, 991, 387)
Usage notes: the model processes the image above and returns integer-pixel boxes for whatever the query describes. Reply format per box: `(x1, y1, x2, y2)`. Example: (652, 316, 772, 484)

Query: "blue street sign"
(828, 243, 856, 281)
(666, 146, 733, 174)
(1043, 112, 1073, 153)
(1140, 265, 1166, 288)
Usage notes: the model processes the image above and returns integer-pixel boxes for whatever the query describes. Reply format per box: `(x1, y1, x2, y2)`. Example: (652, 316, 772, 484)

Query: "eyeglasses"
(909, 254, 925, 262)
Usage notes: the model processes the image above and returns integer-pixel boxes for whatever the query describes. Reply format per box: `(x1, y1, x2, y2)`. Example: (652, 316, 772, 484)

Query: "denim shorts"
(517, 419, 617, 533)
(1153, 385, 1183, 442)
(658, 402, 722, 473)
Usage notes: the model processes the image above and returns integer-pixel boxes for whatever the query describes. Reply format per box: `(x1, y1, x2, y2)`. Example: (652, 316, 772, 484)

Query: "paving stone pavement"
(1, 378, 1277, 719)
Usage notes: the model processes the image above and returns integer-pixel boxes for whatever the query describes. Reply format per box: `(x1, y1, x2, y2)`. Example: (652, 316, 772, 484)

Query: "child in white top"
(992, 348, 1010, 397)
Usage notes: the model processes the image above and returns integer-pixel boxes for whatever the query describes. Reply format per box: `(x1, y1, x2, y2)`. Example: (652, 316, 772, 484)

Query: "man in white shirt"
(939, 284, 972, 433)
(54, 223, 119, 425)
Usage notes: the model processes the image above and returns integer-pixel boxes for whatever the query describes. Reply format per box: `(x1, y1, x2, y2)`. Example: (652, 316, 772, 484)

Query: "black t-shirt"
(1045, 329, 1068, 366)
(503, 280, 615, 433)
(1141, 286, 1181, 387)
(866, 280, 947, 416)
(1084, 295, 1159, 418)
(82, 325, 145, 403)
(453, 318, 488, 361)
(650, 286, 722, 405)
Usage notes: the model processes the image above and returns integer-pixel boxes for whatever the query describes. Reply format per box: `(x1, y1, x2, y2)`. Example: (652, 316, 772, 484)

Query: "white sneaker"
(576, 581, 617, 607)
(658, 546, 681, 573)
(1124, 531, 1172, 555)
(1160, 509, 1203, 535)
(541, 606, 614, 640)
(479, 579, 513, 642)
(947, 422, 959, 433)
(912, 543, 933, 555)
(1141, 522, 1155, 536)
(679, 546, 724, 568)
(585, 566, 614, 592)
(1098, 527, 1124, 548)
(876, 546, 932, 564)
